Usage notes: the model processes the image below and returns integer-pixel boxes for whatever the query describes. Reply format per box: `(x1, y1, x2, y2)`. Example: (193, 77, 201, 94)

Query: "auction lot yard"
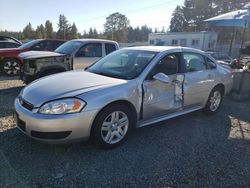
(0, 75, 249, 187)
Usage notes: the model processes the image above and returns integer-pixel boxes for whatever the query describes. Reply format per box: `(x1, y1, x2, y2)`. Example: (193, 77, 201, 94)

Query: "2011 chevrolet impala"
(14, 46, 233, 148)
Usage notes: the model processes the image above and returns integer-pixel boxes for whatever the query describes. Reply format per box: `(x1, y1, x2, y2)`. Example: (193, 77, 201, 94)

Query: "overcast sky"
(0, 0, 184, 33)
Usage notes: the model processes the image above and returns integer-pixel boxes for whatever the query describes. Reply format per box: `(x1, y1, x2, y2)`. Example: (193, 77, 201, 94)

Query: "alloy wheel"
(209, 90, 221, 112)
(101, 111, 129, 144)
(3, 60, 20, 75)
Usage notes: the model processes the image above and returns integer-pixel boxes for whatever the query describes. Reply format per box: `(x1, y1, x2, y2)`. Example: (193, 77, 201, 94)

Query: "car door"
(182, 52, 216, 107)
(73, 43, 102, 69)
(142, 53, 184, 120)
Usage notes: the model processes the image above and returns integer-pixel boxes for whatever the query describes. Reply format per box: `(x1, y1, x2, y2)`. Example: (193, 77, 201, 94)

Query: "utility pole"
(63, 26, 66, 40)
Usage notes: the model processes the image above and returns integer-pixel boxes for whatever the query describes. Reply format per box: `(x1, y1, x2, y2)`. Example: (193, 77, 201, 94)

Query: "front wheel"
(91, 104, 133, 149)
(203, 87, 223, 114)
(2, 59, 21, 76)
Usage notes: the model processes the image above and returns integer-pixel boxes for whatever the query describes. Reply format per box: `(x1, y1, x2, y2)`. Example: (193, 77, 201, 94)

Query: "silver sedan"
(14, 46, 233, 148)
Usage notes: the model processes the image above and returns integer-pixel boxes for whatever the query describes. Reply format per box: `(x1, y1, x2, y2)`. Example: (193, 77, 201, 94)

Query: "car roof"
(123, 46, 205, 54)
(0, 36, 22, 44)
(37, 39, 66, 42)
(71, 38, 118, 44)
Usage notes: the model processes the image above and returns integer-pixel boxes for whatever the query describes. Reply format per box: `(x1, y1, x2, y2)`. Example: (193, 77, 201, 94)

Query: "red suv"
(0, 39, 66, 76)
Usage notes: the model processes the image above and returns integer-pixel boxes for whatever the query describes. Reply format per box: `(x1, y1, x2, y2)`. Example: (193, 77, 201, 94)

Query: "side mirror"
(153, 73, 170, 83)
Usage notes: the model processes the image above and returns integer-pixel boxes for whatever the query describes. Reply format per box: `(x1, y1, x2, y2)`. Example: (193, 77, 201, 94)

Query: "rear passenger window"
(183, 53, 206, 72)
(5, 43, 16, 48)
(105, 43, 116, 55)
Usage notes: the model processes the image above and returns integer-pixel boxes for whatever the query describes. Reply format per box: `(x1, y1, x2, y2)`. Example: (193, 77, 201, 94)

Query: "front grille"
(20, 97, 34, 111)
(30, 131, 72, 140)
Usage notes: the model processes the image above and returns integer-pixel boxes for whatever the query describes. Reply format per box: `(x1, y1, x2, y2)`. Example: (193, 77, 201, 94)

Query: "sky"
(0, 0, 184, 33)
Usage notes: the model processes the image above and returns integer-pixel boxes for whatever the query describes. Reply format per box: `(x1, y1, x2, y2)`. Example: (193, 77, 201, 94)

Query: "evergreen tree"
(69, 22, 78, 39)
(35, 24, 45, 38)
(23, 23, 35, 39)
(169, 6, 187, 32)
(45, 20, 53, 38)
(57, 14, 70, 39)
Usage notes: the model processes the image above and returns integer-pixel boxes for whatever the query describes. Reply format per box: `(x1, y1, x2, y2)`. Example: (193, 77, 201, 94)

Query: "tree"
(57, 14, 70, 39)
(182, 0, 217, 31)
(214, 0, 249, 14)
(23, 23, 35, 39)
(104, 12, 130, 42)
(88, 28, 94, 38)
(35, 24, 45, 38)
(92, 28, 98, 38)
(82, 30, 88, 38)
(69, 22, 78, 39)
(169, 6, 187, 32)
(141, 25, 152, 41)
(45, 20, 53, 38)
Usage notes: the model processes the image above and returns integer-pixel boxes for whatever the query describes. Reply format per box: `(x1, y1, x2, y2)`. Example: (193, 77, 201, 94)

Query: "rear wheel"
(91, 104, 133, 149)
(2, 59, 20, 76)
(203, 87, 223, 114)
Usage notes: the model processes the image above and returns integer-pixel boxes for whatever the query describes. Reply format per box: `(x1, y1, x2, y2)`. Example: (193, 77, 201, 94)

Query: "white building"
(148, 31, 218, 51)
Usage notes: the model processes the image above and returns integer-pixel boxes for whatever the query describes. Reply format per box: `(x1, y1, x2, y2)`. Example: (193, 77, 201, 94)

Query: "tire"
(203, 87, 223, 114)
(91, 104, 134, 149)
(1, 58, 21, 76)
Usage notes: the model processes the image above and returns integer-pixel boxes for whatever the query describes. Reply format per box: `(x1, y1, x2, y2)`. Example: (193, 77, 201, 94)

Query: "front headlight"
(39, 98, 86, 114)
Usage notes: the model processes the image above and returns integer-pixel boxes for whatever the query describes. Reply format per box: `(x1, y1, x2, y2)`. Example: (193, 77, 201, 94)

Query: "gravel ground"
(0, 75, 249, 188)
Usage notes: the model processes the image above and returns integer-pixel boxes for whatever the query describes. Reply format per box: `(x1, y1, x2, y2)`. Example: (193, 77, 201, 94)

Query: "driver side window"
(147, 53, 179, 79)
(76, 43, 102, 57)
(31, 41, 46, 51)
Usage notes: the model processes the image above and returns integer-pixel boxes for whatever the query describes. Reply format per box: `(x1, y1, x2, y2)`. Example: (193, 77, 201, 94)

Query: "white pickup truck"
(19, 39, 119, 83)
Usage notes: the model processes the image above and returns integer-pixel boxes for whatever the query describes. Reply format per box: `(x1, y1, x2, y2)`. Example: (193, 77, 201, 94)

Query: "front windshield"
(55, 41, 82, 55)
(18, 40, 40, 49)
(87, 49, 157, 80)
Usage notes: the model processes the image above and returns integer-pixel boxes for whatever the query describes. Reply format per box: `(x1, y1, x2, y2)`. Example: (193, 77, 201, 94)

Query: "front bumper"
(14, 98, 97, 143)
(20, 70, 35, 84)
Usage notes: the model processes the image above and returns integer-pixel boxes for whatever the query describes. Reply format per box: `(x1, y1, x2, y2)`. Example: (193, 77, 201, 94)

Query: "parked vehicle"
(206, 51, 233, 66)
(0, 36, 22, 49)
(19, 39, 119, 84)
(0, 39, 66, 76)
(14, 46, 233, 148)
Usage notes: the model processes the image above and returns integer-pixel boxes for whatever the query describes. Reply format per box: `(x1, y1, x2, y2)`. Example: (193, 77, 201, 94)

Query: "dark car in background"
(0, 36, 22, 49)
(206, 51, 243, 68)
(206, 51, 233, 64)
(0, 39, 66, 76)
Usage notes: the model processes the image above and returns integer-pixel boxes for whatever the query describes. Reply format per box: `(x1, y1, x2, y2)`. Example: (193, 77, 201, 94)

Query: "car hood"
(21, 71, 127, 107)
(19, 51, 65, 60)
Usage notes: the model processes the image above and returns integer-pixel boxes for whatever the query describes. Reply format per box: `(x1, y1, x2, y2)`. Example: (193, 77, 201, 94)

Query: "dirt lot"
(0, 75, 249, 187)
